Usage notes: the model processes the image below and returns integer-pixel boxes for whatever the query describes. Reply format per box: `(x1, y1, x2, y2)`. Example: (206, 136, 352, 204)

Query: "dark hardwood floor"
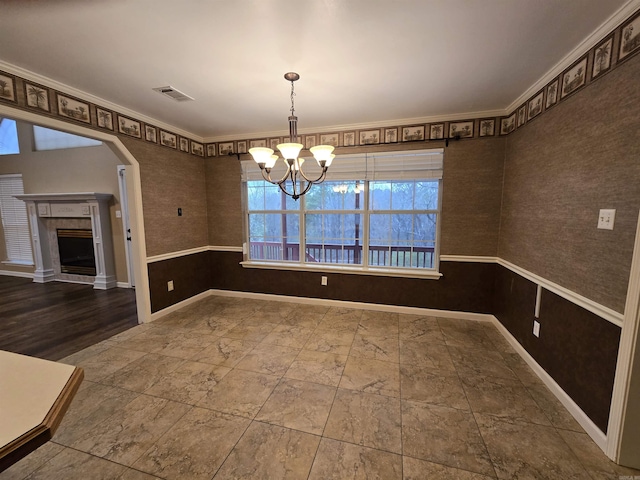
(0, 275, 138, 361)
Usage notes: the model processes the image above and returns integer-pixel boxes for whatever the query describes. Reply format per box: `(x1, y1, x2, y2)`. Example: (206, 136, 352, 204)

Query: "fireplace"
(16, 192, 116, 289)
(56, 229, 96, 276)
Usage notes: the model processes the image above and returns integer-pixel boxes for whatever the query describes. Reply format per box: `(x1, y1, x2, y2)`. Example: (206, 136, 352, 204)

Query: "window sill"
(1, 260, 34, 267)
(240, 260, 442, 279)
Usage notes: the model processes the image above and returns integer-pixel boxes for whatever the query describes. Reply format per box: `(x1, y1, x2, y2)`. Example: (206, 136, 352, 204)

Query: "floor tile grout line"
(55, 444, 172, 480)
(441, 318, 500, 479)
(397, 310, 405, 478)
(122, 401, 194, 478)
(39, 297, 633, 479)
(271, 305, 334, 480)
(208, 413, 255, 480)
(309, 308, 360, 476)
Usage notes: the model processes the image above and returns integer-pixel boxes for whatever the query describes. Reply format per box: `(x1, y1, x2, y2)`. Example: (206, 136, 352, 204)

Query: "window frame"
(0, 118, 20, 155)
(32, 125, 102, 151)
(241, 162, 443, 279)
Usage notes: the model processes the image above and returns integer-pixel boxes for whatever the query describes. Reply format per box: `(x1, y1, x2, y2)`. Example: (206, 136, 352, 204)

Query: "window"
(0, 174, 33, 265)
(243, 149, 443, 276)
(0, 118, 20, 155)
(33, 125, 102, 151)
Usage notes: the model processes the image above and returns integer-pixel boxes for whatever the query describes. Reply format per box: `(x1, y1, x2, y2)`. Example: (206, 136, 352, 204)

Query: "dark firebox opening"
(57, 229, 96, 276)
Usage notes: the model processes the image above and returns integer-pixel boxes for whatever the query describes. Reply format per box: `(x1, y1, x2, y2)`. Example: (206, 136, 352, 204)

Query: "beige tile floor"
(3, 295, 640, 479)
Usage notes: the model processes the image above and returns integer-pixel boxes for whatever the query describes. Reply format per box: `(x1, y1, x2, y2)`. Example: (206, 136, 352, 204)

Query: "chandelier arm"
(268, 164, 293, 186)
(290, 168, 298, 198)
(277, 181, 296, 198)
(297, 179, 314, 197)
(297, 165, 328, 184)
(260, 168, 275, 184)
(316, 168, 328, 184)
(274, 168, 302, 199)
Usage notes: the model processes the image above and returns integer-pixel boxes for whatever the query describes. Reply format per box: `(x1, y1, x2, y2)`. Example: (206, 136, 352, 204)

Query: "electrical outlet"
(321, 276, 328, 286)
(597, 209, 615, 230)
(533, 320, 540, 337)
(167, 280, 174, 291)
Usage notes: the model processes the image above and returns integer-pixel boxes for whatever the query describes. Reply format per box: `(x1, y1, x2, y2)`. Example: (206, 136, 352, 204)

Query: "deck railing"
(249, 241, 434, 268)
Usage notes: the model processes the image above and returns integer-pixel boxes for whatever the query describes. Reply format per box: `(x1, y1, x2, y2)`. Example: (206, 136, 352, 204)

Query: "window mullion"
(300, 195, 306, 265)
(246, 176, 440, 272)
(363, 181, 370, 268)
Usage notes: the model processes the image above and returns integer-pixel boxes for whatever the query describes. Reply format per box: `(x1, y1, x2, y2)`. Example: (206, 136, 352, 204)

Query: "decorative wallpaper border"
(499, 7, 640, 136)
(0, 71, 205, 158)
(0, 7, 638, 158)
(201, 6, 640, 157)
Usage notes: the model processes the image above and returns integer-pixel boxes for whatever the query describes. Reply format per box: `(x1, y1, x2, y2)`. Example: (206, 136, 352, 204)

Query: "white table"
(0, 350, 83, 472)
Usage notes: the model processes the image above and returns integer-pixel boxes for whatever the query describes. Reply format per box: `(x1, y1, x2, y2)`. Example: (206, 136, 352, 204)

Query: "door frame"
(117, 165, 135, 288)
(606, 211, 640, 464)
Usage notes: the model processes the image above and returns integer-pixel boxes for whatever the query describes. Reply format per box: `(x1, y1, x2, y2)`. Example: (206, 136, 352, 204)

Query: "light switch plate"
(533, 320, 540, 338)
(598, 209, 615, 230)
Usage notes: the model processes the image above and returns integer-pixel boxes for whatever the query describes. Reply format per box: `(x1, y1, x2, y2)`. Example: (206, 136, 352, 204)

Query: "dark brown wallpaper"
(499, 53, 640, 313)
(148, 252, 211, 312)
(209, 251, 496, 314)
(120, 138, 209, 257)
(493, 265, 620, 432)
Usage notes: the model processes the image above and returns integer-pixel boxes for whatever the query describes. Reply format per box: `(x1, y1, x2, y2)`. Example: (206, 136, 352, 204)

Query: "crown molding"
(0, 60, 202, 142)
(506, 0, 640, 114)
(202, 109, 506, 143)
(3, 1, 637, 143)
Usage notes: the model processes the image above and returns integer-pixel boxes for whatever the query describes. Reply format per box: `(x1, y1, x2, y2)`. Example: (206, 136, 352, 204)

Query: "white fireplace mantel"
(15, 193, 117, 290)
(16, 193, 113, 202)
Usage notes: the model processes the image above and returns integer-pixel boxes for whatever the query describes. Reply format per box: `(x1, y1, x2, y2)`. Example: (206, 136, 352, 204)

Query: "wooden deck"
(0, 276, 138, 361)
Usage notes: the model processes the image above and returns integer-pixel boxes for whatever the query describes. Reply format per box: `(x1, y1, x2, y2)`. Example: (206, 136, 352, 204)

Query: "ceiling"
(0, 0, 632, 141)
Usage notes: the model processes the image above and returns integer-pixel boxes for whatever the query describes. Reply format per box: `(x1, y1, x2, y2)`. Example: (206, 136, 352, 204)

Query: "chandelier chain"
(290, 81, 297, 117)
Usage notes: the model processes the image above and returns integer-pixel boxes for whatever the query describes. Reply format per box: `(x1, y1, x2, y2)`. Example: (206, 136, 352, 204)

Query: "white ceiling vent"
(152, 86, 194, 102)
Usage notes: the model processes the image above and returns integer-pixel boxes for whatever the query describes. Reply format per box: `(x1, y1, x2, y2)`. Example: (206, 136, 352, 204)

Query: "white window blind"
(242, 148, 443, 182)
(0, 174, 33, 264)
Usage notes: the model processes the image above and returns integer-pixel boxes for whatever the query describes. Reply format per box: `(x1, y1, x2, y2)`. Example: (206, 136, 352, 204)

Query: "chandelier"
(249, 72, 335, 200)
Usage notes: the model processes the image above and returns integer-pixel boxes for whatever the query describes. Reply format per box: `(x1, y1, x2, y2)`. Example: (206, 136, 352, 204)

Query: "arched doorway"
(0, 104, 151, 324)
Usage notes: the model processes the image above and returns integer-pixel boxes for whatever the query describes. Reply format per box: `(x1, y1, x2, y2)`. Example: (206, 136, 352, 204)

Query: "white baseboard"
(148, 286, 608, 453)
(150, 288, 494, 323)
(490, 316, 608, 451)
(52, 278, 93, 286)
(0, 272, 133, 290)
(208, 289, 494, 322)
(0, 269, 35, 279)
(148, 290, 212, 322)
